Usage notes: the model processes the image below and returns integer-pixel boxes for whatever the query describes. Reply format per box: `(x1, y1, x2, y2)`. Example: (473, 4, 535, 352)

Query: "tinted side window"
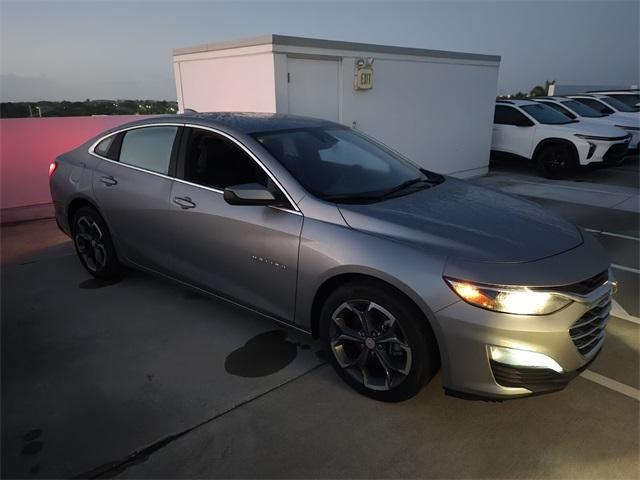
(182, 128, 268, 190)
(94, 134, 117, 159)
(575, 98, 613, 114)
(494, 105, 533, 126)
(119, 126, 178, 175)
(541, 101, 576, 119)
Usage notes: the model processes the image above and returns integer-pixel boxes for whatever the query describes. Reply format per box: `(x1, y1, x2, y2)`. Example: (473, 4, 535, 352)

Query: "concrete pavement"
(1, 159, 638, 478)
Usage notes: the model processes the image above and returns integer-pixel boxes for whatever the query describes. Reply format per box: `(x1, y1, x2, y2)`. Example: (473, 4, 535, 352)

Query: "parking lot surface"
(1, 159, 639, 478)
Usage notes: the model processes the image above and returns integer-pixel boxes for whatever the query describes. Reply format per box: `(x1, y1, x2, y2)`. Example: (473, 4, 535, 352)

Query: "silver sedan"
(49, 113, 614, 401)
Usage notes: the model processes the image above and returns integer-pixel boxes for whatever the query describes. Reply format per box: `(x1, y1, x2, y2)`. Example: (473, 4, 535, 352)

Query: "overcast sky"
(1, 0, 638, 101)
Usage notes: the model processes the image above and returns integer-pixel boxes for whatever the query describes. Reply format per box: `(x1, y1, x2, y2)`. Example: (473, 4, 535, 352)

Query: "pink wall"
(0, 116, 154, 210)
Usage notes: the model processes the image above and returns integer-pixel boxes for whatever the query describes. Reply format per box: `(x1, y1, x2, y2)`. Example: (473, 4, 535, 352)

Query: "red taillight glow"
(48, 161, 58, 177)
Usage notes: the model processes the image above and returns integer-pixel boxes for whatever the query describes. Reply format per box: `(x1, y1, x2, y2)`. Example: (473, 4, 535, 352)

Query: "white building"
(173, 35, 500, 177)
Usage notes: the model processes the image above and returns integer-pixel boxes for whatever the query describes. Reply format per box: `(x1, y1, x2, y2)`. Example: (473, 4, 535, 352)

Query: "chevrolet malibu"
(49, 113, 615, 401)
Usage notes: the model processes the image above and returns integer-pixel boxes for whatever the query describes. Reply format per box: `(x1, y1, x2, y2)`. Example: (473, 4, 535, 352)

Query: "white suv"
(533, 96, 640, 151)
(492, 99, 631, 178)
(567, 94, 639, 118)
(587, 90, 640, 109)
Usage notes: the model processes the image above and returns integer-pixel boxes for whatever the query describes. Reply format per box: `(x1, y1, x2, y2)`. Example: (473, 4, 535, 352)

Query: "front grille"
(490, 361, 571, 392)
(570, 295, 611, 356)
(603, 142, 629, 162)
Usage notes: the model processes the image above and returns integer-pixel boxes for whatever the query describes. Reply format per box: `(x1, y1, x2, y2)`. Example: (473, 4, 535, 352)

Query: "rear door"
(492, 105, 535, 158)
(168, 126, 303, 322)
(92, 124, 181, 274)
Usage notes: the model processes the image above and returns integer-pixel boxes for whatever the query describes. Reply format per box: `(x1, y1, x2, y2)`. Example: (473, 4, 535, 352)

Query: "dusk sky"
(1, 0, 638, 101)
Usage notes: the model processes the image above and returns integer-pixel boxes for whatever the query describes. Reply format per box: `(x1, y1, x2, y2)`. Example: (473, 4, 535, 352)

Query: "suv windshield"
(252, 127, 441, 202)
(600, 96, 639, 113)
(560, 100, 604, 118)
(520, 104, 574, 124)
(606, 94, 640, 109)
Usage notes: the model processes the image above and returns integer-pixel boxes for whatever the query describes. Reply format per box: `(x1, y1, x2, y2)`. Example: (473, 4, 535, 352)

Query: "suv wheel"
(71, 206, 123, 280)
(320, 280, 439, 402)
(535, 144, 577, 179)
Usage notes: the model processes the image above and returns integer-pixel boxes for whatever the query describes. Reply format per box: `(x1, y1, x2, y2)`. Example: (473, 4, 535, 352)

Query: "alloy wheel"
(329, 299, 412, 391)
(74, 216, 107, 272)
(542, 147, 569, 175)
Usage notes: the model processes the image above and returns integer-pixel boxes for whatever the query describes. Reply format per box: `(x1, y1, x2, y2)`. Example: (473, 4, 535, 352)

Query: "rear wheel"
(535, 143, 577, 179)
(71, 206, 123, 280)
(320, 280, 439, 402)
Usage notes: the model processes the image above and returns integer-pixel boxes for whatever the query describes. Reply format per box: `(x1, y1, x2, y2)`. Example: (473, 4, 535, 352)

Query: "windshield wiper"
(379, 177, 431, 199)
(323, 192, 383, 203)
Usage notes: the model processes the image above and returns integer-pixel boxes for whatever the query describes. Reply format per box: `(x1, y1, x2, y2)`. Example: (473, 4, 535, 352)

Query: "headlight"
(615, 125, 640, 131)
(444, 278, 572, 315)
(574, 133, 621, 141)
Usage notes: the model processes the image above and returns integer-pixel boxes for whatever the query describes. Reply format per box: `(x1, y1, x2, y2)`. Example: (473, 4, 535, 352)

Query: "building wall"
(337, 57, 499, 177)
(0, 116, 150, 220)
(276, 53, 498, 177)
(174, 48, 277, 113)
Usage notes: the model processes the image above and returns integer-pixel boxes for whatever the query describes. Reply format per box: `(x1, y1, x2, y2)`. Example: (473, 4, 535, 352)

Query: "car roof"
(532, 96, 573, 102)
(587, 89, 640, 94)
(495, 99, 538, 106)
(114, 112, 341, 135)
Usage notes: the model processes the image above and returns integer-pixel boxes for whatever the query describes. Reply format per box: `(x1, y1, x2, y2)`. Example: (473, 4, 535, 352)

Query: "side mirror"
(602, 107, 614, 115)
(223, 183, 279, 206)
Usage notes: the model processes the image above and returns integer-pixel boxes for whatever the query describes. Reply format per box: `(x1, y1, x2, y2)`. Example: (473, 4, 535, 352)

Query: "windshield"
(600, 96, 639, 113)
(520, 104, 574, 124)
(560, 100, 604, 118)
(607, 94, 640, 109)
(252, 127, 438, 201)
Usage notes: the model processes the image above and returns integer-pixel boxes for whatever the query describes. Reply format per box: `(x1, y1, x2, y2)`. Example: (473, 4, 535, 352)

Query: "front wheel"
(71, 206, 123, 280)
(535, 144, 577, 179)
(320, 280, 439, 402)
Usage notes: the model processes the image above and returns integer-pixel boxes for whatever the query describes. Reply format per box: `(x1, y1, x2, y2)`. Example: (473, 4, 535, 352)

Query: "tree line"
(498, 80, 555, 100)
(0, 99, 178, 118)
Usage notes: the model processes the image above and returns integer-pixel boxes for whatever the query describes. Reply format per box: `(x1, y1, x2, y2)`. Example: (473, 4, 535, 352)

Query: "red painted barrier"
(0, 116, 155, 211)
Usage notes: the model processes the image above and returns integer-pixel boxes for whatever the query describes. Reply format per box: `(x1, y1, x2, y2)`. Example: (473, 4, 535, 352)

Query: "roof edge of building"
(173, 34, 501, 63)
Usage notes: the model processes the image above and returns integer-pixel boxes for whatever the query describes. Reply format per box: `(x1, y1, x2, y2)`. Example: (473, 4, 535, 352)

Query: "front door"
(287, 57, 340, 122)
(168, 127, 303, 322)
(492, 105, 535, 157)
(92, 125, 180, 274)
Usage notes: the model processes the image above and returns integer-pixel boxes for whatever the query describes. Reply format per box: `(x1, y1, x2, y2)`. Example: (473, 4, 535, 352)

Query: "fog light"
(489, 345, 563, 373)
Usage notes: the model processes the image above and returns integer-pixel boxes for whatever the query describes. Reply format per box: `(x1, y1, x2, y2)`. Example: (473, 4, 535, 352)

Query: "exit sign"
(354, 67, 373, 90)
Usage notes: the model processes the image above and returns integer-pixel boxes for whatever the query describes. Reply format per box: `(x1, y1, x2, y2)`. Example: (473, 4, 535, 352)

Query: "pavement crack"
(72, 362, 327, 479)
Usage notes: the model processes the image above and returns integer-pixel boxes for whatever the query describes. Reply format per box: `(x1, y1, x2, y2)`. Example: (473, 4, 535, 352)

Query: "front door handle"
(99, 175, 117, 186)
(173, 196, 196, 210)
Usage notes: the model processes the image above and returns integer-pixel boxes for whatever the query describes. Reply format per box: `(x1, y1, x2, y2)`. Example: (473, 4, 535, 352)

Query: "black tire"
(71, 206, 123, 280)
(535, 143, 577, 179)
(319, 280, 439, 402)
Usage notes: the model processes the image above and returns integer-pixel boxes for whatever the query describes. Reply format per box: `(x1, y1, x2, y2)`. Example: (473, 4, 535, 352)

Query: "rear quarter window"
(93, 135, 117, 159)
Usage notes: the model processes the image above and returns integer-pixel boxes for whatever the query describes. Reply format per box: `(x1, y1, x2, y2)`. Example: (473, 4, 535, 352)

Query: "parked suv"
(492, 99, 631, 177)
(586, 90, 640, 109)
(533, 96, 640, 152)
(50, 114, 615, 401)
(567, 94, 639, 117)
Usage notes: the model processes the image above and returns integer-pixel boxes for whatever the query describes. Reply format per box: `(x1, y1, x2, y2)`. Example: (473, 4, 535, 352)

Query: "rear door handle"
(173, 196, 196, 210)
(100, 175, 117, 186)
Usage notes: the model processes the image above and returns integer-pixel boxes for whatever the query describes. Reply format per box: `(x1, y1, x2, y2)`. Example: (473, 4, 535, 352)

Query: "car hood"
(337, 178, 583, 263)
(608, 112, 640, 125)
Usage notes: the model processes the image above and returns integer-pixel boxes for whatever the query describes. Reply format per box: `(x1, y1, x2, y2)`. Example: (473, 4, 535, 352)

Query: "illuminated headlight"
(489, 345, 564, 373)
(444, 278, 572, 315)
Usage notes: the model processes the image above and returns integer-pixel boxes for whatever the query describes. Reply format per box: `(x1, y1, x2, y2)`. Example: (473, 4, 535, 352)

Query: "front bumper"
(576, 137, 631, 166)
(435, 276, 613, 399)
